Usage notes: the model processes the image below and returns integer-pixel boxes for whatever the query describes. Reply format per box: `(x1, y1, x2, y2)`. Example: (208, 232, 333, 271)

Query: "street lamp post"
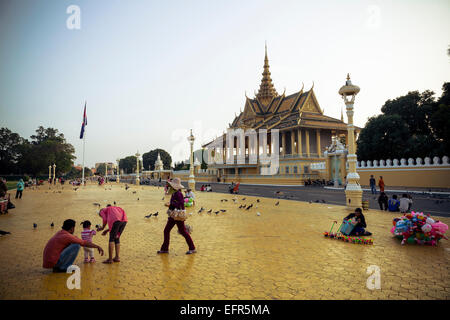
(339, 74, 362, 211)
(52, 163, 56, 185)
(135, 151, 140, 185)
(188, 129, 195, 191)
(116, 159, 120, 183)
(105, 163, 108, 182)
(48, 165, 52, 182)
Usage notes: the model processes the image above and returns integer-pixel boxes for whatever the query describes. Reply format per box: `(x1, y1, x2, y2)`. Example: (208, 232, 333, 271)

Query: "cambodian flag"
(80, 102, 87, 139)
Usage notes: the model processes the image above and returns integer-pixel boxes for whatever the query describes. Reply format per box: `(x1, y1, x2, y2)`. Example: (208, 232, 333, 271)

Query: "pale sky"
(1, 0, 449, 168)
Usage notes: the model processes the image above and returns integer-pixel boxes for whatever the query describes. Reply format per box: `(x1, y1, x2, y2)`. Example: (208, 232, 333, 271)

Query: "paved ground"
(187, 182, 450, 218)
(0, 182, 449, 300)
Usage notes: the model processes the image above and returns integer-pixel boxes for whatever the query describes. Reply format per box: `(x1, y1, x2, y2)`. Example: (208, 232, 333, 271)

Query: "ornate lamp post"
(116, 159, 120, 183)
(48, 165, 52, 182)
(339, 74, 362, 210)
(52, 163, 56, 185)
(105, 163, 108, 181)
(135, 151, 140, 185)
(188, 129, 195, 190)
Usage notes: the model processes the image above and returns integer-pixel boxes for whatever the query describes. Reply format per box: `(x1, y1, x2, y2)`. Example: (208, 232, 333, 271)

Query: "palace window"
(285, 166, 289, 174)
(293, 166, 298, 174)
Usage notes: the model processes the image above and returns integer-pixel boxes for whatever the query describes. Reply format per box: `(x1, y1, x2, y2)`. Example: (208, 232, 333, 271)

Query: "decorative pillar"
(316, 129, 322, 157)
(116, 159, 120, 183)
(339, 74, 362, 211)
(105, 163, 108, 179)
(135, 152, 140, 185)
(291, 130, 296, 155)
(52, 163, 56, 184)
(48, 165, 52, 182)
(281, 131, 286, 156)
(297, 129, 303, 157)
(188, 129, 195, 190)
(305, 130, 310, 157)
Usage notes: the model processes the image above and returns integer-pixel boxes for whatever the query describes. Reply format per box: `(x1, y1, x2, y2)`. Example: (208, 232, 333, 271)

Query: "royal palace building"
(203, 47, 360, 185)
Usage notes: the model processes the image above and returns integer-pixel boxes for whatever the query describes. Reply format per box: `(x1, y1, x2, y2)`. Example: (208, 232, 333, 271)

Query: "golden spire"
(256, 43, 278, 104)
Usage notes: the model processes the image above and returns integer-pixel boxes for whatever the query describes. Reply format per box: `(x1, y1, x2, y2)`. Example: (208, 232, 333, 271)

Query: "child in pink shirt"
(81, 220, 97, 263)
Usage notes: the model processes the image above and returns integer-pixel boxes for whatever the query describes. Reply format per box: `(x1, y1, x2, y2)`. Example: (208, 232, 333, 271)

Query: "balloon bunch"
(323, 221, 374, 245)
(391, 211, 448, 246)
(184, 197, 194, 207)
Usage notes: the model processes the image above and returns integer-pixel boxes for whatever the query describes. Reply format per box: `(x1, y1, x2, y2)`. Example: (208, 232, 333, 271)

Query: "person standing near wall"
(378, 176, 385, 193)
(369, 175, 376, 194)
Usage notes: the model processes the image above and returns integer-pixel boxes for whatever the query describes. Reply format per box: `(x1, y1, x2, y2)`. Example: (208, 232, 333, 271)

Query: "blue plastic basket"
(339, 219, 356, 236)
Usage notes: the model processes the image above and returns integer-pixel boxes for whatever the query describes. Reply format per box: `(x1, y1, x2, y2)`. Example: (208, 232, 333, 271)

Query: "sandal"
(186, 250, 197, 255)
(113, 258, 120, 262)
(102, 259, 113, 264)
(157, 250, 169, 254)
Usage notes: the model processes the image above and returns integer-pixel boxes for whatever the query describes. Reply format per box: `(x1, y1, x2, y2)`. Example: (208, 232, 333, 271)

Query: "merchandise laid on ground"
(0, 183, 449, 300)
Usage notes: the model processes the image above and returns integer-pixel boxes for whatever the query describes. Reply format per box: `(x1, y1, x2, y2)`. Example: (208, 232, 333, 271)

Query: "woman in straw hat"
(157, 177, 196, 254)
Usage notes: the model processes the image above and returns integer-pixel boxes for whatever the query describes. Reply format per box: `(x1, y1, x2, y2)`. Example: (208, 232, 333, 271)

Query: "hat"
(168, 177, 184, 190)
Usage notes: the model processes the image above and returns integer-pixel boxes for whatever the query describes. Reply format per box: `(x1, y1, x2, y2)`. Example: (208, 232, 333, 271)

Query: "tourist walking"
(158, 178, 196, 254)
(43, 219, 104, 272)
(378, 176, 385, 193)
(15, 179, 24, 199)
(369, 175, 376, 194)
(97, 204, 128, 264)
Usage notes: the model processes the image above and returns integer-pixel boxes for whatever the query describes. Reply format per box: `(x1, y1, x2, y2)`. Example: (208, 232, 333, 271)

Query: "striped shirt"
(81, 229, 96, 242)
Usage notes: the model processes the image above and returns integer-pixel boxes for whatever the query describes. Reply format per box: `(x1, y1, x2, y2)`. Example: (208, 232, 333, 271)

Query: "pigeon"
(93, 202, 101, 207)
(145, 214, 153, 218)
(198, 207, 205, 213)
(133, 191, 137, 194)
(74, 188, 78, 191)
(0, 230, 11, 235)
(161, 197, 165, 200)
(50, 222, 54, 227)
(275, 201, 280, 206)
(153, 212, 159, 217)
(215, 211, 220, 215)
(207, 209, 212, 214)
(321, 200, 326, 203)
(257, 199, 260, 203)
(220, 209, 226, 212)
(125, 185, 130, 190)
(113, 201, 116, 205)
(246, 204, 253, 210)
(137, 198, 139, 201)
(242, 198, 246, 201)
(257, 212, 261, 216)
(309, 200, 312, 204)
(33, 223, 37, 229)
(95, 224, 101, 229)
(315, 200, 320, 203)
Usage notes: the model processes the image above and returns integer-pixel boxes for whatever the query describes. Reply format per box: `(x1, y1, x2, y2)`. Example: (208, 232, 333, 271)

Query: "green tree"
(142, 149, 172, 171)
(119, 156, 142, 174)
(96, 163, 106, 176)
(20, 127, 76, 176)
(0, 128, 27, 174)
(357, 86, 449, 161)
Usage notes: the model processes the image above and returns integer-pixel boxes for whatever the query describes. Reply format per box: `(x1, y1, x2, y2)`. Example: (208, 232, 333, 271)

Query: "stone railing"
(310, 162, 326, 170)
(357, 156, 449, 168)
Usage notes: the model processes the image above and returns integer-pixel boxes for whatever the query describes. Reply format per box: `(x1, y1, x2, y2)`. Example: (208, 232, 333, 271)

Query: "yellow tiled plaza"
(0, 183, 449, 300)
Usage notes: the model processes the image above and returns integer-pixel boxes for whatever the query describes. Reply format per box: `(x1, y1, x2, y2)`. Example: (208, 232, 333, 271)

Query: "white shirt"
(399, 197, 412, 212)
(186, 191, 195, 199)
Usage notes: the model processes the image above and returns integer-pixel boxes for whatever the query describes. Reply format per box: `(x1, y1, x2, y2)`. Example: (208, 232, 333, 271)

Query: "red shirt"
(43, 230, 87, 268)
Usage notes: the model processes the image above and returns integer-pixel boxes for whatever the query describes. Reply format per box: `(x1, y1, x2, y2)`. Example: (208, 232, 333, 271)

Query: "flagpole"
(82, 101, 86, 186)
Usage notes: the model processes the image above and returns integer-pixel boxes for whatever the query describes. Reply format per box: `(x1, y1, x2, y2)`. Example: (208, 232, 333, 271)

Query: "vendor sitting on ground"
(344, 208, 372, 236)
(185, 188, 195, 205)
